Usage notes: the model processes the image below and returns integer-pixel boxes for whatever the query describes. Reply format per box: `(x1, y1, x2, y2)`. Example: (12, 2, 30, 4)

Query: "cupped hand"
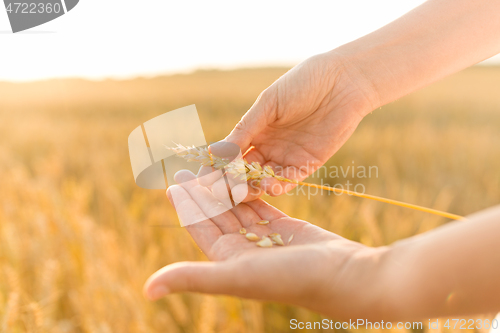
(222, 52, 379, 200)
(144, 170, 389, 320)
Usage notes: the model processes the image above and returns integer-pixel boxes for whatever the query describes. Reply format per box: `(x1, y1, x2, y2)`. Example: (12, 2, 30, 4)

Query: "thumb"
(225, 87, 277, 152)
(143, 261, 238, 300)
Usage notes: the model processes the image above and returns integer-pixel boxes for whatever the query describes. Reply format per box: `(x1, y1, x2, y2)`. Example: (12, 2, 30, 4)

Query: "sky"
(1, 0, 499, 82)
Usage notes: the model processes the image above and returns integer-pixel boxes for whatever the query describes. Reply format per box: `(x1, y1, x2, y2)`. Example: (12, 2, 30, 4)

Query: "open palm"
(144, 170, 383, 319)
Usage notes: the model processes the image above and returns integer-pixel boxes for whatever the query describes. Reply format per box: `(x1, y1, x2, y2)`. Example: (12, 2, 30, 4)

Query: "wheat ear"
(167, 144, 464, 220)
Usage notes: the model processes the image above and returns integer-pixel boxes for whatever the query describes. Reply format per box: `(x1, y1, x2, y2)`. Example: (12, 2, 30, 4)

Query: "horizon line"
(0, 62, 498, 84)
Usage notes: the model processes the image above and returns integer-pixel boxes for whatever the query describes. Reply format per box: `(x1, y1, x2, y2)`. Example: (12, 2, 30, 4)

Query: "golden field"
(0, 66, 499, 332)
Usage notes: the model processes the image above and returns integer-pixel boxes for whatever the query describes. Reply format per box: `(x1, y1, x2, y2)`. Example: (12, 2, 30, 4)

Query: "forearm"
(333, 0, 500, 110)
(381, 205, 500, 320)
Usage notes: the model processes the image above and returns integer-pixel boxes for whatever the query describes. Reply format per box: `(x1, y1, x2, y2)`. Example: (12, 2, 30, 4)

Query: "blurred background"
(1, 1, 500, 332)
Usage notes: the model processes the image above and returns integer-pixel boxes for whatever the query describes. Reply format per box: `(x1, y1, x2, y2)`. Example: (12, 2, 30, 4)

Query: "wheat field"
(0, 67, 499, 332)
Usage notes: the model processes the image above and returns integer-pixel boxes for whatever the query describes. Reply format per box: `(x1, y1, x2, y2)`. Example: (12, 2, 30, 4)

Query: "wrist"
(349, 245, 397, 320)
(321, 49, 381, 118)
(374, 241, 425, 321)
(316, 243, 395, 320)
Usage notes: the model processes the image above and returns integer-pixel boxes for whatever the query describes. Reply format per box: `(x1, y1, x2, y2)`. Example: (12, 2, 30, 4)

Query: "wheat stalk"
(167, 144, 464, 221)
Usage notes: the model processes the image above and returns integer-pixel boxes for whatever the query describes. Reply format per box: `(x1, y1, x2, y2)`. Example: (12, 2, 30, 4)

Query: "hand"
(144, 170, 389, 320)
(223, 52, 379, 200)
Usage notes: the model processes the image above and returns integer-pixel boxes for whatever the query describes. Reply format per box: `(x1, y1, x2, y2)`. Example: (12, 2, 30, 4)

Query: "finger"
(144, 261, 239, 300)
(281, 165, 311, 183)
(240, 151, 299, 197)
(144, 247, 323, 302)
(244, 199, 288, 221)
(210, 175, 255, 203)
(230, 202, 265, 228)
(260, 162, 313, 196)
(212, 173, 285, 202)
(208, 141, 241, 160)
(211, 179, 264, 206)
(197, 165, 223, 187)
(166, 185, 222, 253)
(242, 148, 267, 165)
(212, 181, 262, 205)
(175, 170, 242, 234)
(167, 185, 209, 226)
(260, 177, 297, 196)
(232, 183, 263, 203)
(224, 88, 277, 152)
(198, 164, 243, 192)
(211, 177, 232, 201)
(197, 140, 242, 188)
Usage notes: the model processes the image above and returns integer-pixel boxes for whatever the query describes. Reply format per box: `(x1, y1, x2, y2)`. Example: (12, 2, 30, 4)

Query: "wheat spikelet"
(166, 144, 275, 183)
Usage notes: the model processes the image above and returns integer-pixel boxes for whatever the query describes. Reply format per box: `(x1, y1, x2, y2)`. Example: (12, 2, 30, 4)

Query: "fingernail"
(148, 285, 169, 301)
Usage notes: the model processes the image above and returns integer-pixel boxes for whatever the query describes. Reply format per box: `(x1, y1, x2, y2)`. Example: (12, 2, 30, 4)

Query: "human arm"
(380, 205, 500, 320)
(335, 0, 500, 108)
(218, 0, 500, 200)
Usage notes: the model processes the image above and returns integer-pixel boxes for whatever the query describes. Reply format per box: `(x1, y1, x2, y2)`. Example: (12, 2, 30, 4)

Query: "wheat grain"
(256, 236, 273, 248)
(269, 233, 284, 246)
(245, 233, 260, 241)
(257, 220, 269, 225)
(288, 234, 294, 245)
(240, 228, 247, 235)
